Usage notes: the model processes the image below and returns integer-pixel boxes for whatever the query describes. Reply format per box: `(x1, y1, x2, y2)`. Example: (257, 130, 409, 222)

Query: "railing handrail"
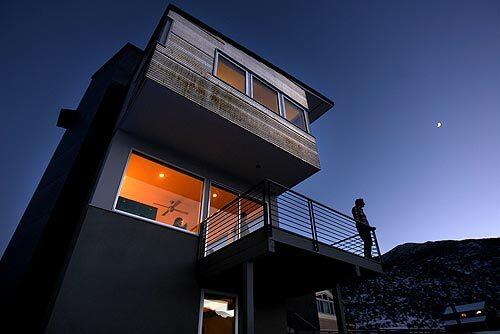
(264, 179, 362, 225)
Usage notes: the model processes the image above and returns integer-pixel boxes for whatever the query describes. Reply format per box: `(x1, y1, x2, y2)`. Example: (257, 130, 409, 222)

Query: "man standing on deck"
(352, 198, 374, 258)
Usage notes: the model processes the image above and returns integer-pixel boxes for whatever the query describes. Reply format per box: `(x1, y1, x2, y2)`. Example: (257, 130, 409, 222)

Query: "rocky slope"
(341, 237, 499, 329)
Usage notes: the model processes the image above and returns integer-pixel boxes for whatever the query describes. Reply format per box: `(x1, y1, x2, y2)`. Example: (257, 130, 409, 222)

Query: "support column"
(333, 283, 348, 334)
(242, 261, 254, 334)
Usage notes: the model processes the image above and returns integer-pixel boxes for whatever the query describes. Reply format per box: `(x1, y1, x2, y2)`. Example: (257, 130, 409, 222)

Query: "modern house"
(0, 5, 382, 334)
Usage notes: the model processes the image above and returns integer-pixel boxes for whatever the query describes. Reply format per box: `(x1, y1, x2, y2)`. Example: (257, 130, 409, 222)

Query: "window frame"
(158, 18, 173, 46)
(250, 74, 281, 115)
(112, 149, 207, 236)
(213, 51, 249, 95)
(198, 289, 239, 334)
(282, 95, 309, 133)
(316, 292, 335, 315)
(213, 50, 311, 134)
(204, 182, 242, 256)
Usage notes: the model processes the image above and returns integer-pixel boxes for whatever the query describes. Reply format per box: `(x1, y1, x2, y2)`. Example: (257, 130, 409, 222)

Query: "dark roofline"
(165, 4, 334, 112)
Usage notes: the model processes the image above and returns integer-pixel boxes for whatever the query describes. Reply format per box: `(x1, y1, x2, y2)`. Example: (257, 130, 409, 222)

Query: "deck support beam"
(242, 261, 254, 334)
(333, 283, 348, 334)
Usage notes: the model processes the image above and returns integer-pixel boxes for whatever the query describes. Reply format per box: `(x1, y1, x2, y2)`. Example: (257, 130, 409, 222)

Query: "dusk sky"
(1, 0, 499, 256)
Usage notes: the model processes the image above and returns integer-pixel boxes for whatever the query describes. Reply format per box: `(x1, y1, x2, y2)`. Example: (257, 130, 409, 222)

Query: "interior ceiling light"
(212, 193, 218, 198)
(159, 173, 165, 178)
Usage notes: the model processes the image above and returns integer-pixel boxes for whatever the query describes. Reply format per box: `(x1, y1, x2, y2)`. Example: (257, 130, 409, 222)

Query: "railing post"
(372, 229, 382, 262)
(263, 180, 272, 237)
(198, 221, 206, 258)
(308, 199, 319, 252)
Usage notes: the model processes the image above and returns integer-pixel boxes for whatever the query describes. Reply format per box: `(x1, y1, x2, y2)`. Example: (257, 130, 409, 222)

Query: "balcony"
(197, 180, 382, 296)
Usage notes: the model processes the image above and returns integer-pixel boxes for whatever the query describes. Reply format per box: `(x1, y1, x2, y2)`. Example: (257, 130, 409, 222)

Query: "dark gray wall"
(255, 298, 288, 334)
(47, 206, 201, 334)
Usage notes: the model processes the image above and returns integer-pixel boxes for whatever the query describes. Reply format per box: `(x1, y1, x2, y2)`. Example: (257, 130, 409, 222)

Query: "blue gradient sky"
(1, 0, 499, 256)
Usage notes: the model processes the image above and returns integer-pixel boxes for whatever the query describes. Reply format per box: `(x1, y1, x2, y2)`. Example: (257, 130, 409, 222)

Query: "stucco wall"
(46, 206, 202, 334)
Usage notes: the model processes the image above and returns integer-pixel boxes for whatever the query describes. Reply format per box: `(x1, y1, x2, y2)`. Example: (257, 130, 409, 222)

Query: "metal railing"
(198, 180, 381, 261)
(299, 330, 445, 334)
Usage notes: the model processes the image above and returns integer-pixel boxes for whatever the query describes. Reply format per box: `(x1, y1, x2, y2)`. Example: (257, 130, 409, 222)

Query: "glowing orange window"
(115, 152, 204, 233)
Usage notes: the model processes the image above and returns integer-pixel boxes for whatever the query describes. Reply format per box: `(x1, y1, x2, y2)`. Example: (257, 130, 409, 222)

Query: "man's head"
(355, 198, 365, 208)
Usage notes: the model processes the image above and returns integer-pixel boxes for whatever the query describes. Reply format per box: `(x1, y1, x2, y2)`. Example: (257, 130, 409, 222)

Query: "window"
(158, 18, 172, 45)
(207, 185, 239, 252)
(205, 184, 265, 254)
(201, 292, 237, 334)
(214, 51, 310, 133)
(215, 55, 246, 93)
(252, 76, 279, 114)
(284, 98, 307, 132)
(209, 185, 238, 216)
(115, 152, 204, 233)
(316, 292, 335, 315)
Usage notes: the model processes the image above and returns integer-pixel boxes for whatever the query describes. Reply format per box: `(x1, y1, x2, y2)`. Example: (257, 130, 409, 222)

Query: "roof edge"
(165, 4, 334, 116)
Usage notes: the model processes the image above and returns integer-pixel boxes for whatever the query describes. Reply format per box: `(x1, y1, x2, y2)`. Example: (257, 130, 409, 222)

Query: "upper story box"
(118, 5, 334, 187)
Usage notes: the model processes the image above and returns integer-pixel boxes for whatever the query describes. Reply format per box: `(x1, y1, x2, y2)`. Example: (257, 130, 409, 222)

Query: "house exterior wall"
(46, 206, 202, 334)
(46, 207, 302, 334)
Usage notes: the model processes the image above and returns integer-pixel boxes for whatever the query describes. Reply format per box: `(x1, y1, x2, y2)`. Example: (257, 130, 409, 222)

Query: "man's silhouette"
(352, 198, 374, 258)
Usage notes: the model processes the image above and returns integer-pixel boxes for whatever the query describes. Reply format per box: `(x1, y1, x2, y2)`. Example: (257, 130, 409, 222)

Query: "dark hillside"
(342, 238, 499, 328)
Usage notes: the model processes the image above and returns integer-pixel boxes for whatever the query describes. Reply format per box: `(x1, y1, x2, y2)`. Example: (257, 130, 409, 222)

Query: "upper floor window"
(252, 76, 279, 114)
(214, 51, 309, 133)
(215, 55, 246, 93)
(115, 152, 204, 233)
(283, 97, 307, 132)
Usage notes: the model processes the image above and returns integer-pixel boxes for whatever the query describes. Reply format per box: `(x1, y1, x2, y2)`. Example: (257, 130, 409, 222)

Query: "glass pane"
(116, 153, 204, 233)
(216, 56, 246, 93)
(207, 185, 239, 252)
(252, 77, 279, 113)
(239, 196, 264, 237)
(322, 301, 329, 314)
(284, 98, 307, 131)
(209, 185, 238, 216)
(202, 293, 236, 334)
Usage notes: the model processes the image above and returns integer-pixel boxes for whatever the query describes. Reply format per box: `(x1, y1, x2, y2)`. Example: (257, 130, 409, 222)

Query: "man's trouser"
(359, 230, 373, 258)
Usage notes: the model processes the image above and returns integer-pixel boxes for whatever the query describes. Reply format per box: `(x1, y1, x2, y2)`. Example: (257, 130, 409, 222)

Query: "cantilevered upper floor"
(116, 5, 333, 188)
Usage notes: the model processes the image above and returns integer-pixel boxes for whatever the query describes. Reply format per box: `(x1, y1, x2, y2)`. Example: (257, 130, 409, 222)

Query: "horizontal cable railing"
(198, 180, 381, 262)
(198, 183, 266, 257)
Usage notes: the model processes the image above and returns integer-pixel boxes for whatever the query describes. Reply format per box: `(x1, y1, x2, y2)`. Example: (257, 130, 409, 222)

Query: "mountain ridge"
(341, 237, 499, 329)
